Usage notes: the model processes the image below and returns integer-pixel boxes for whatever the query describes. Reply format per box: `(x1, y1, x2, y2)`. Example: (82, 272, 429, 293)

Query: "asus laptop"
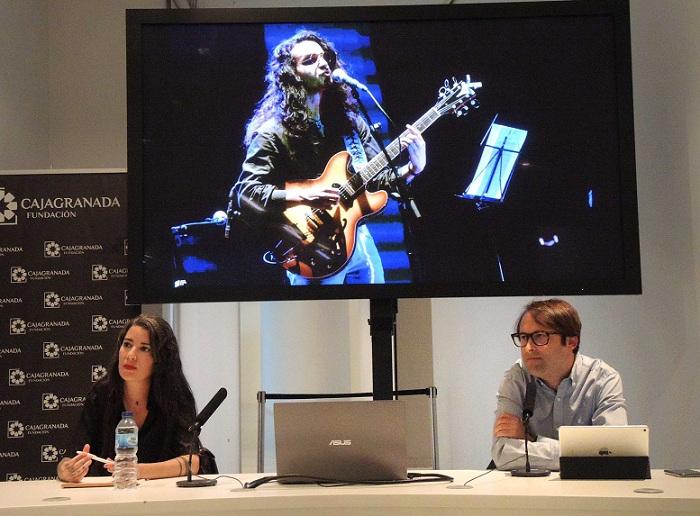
(274, 399, 408, 482)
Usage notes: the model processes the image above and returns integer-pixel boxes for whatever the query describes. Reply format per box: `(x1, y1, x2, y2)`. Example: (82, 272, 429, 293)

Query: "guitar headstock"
(436, 75, 482, 118)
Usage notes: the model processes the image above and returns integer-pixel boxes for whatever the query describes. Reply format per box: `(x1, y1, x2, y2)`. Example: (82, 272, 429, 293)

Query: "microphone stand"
(350, 88, 423, 279)
(176, 426, 216, 487)
(511, 413, 550, 477)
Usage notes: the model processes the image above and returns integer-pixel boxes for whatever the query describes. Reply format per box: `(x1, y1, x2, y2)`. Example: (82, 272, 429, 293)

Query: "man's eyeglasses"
(295, 52, 333, 67)
(511, 331, 561, 347)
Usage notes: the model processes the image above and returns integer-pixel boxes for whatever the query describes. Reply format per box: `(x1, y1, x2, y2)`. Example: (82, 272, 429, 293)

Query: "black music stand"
(456, 116, 528, 281)
(458, 115, 528, 208)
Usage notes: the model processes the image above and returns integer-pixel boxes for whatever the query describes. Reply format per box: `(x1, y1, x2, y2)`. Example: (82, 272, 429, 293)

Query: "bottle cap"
(121, 411, 134, 417)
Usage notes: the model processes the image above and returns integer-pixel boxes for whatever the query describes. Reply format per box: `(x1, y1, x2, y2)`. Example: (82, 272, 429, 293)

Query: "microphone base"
(176, 478, 217, 487)
(511, 468, 551, 477)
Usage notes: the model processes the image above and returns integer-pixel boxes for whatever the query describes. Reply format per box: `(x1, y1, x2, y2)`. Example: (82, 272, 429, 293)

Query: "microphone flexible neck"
(523, 414, 532, 472)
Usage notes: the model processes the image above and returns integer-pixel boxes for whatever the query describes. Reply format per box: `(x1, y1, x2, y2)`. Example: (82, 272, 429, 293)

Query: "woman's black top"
(69, 381, 193, 477)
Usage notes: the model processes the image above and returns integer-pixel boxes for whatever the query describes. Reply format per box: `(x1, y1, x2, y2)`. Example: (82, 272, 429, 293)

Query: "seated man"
(491, 298, 628, 471)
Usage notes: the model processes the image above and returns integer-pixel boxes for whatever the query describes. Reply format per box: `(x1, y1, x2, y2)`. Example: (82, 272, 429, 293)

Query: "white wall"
(167, 303, 241, 474)
(2, 0, 699, 473)
(0, 0, 49, 169)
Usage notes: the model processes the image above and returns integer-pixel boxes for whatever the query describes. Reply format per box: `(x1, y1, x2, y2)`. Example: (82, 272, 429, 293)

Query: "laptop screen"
(274, 400, 408, 482)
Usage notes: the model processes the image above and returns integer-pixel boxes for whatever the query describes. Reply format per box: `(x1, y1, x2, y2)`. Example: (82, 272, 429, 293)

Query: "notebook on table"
(559, 425, 650, 479)
(273, 399, 408, 482)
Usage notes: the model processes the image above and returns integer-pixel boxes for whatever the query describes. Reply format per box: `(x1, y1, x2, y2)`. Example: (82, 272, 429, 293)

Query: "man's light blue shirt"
(491, 353, 628, 471)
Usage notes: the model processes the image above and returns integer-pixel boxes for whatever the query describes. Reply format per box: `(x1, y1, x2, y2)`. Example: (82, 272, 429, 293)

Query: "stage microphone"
(331, 69, 369, 92)
(224, 199, 234, 239)
(188, 387, 227, 433)
(511, 377, 550, 477)
(522, 375, 536, 421)
(177, 387, 227, 488)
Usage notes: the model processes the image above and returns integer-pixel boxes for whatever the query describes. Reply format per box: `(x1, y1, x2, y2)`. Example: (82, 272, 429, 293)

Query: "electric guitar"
(272, 76, 482, 279)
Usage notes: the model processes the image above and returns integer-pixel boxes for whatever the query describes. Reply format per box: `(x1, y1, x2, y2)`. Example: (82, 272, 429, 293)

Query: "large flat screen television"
(127, 0, 640, 304)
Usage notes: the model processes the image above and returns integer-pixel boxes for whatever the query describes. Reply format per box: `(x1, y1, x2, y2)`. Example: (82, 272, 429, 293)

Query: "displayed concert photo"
(127, 3, 640, 303)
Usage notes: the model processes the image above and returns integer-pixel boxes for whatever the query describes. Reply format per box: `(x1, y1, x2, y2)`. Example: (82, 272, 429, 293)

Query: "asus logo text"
(329, 439, 352, 446)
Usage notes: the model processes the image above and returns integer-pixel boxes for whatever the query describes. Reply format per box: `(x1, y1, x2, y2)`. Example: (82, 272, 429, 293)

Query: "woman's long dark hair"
(244, 30, 361, 147)
(96, 315, 197, 453)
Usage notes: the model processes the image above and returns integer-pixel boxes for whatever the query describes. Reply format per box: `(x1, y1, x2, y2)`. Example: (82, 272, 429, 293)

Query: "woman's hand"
(58, 444, 93, 482)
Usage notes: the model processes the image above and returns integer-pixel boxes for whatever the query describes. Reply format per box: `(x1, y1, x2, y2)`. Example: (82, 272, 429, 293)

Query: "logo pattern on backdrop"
(0, 172, 138, 481)
(0, 188, 18, 225)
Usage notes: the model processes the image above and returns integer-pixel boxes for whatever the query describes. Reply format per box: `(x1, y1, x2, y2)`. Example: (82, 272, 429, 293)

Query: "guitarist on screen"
(230, 30, 426, 286)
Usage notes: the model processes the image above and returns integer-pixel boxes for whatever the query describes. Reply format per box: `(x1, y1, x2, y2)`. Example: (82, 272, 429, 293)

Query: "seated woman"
(57, 315, 215, 481)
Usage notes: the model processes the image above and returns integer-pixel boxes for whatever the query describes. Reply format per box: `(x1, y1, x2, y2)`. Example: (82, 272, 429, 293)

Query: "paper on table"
(61, 480, 114, 488)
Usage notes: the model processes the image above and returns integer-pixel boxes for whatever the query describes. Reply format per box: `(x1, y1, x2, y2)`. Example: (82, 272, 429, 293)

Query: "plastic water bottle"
(113, 411, 138, 489)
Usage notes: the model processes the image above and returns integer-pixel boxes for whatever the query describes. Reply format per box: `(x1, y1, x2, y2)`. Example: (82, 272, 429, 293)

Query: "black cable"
(193, 473, 244, 487)
(457, 455, 524, 487)
(244, 472, 453, 489)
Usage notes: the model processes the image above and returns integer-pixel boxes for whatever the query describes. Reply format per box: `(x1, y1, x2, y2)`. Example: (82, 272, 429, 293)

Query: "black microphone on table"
(511, 377, 551, 477)
(331, 69, 369, 92)
(177, 387, 227, 488)
(188, 387, 227, 434)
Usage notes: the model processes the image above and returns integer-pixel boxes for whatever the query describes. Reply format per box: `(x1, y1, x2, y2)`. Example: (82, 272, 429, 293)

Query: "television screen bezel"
(126, 0, 640, 304)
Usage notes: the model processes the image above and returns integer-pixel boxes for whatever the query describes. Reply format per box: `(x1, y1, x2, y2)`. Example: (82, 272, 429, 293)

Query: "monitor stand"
(369, 298, 397, 400)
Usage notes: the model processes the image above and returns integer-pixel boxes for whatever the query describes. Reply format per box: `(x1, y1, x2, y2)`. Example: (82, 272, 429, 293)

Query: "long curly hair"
(244, 30, 361, 147)
(96, 315, 197, 451)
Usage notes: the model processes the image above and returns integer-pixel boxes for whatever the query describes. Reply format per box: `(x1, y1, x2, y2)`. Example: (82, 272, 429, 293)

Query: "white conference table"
(1, 470, 699, 515)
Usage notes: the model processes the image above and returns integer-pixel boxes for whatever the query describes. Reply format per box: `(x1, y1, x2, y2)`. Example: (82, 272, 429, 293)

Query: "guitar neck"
(345, 107, 443, 196)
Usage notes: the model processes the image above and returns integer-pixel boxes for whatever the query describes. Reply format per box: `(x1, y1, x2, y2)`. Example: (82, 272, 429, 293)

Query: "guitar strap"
(343, 130, 368, 168)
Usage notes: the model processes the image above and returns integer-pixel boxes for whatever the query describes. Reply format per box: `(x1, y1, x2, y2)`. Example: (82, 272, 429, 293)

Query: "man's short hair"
(516, 298, 582, 352)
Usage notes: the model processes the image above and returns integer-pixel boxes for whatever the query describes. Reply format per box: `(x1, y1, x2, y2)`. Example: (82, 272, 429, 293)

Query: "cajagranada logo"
(8, 369, 26, 386)
(44, 240, 103, 258)
(44, 291, 103, 309)
(92, 264, 108, 281)
(41, 444, 62, 463)
(10, 266, 27, 284)
(91, 314, 130, 333)
(8, 367, 69, 385)
(91, 264, 127, 281)
(44, 292, 61, 309)
(0, 399, 21, 410)
(6, 473, 22, 481)
(0, 296, 22, 308)
(10, 318, 26, 335)
(0, 187, 18, 225)
(7, 420, 24, 438)
(42, 393, 60, 410)
(43, 342, 60, 359)
(10, 317, 70, 335)
(44, 241, 61, 258)
(43, 340, 102, 359)
(22, 194, 121, 220)
(0, 345, 21, 359)
(92, 315, 108, 332)
(91, 364, 107, 383)
(41, 392, 84, 410)
(11, 265, 70, 283)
